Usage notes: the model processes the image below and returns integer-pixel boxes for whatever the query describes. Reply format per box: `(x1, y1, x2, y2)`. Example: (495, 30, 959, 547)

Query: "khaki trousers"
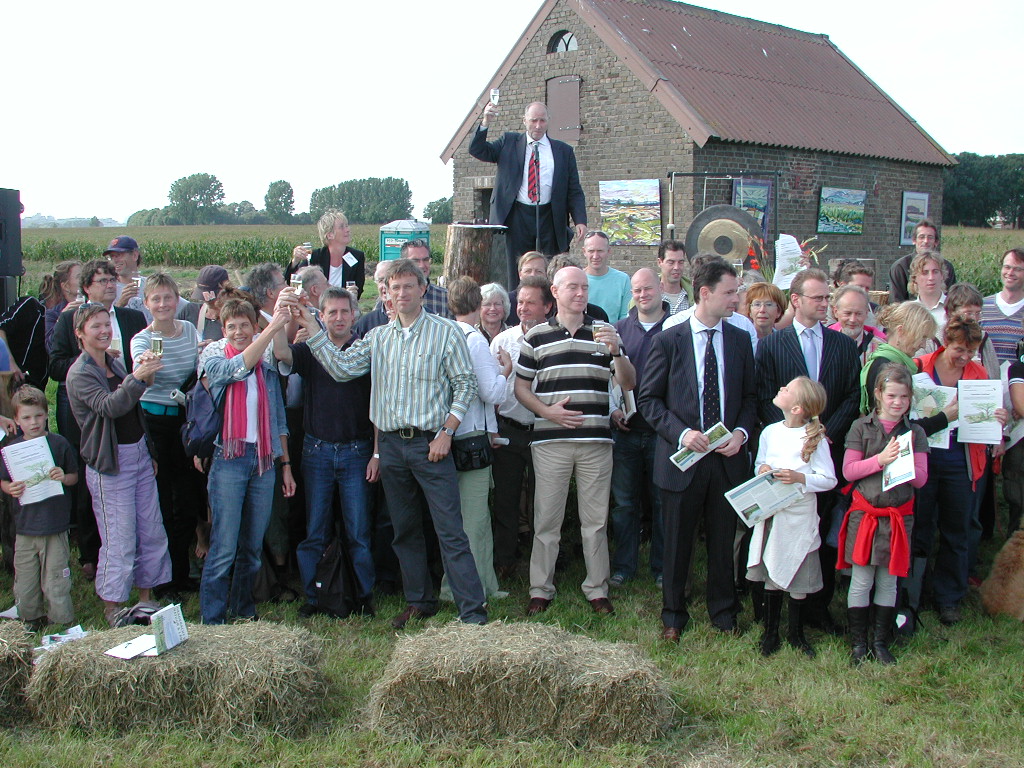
(529, 441, 611, 601)
(15, 531, 74, 624)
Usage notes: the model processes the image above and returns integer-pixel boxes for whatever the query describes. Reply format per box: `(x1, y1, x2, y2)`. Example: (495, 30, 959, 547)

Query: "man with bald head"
(470, 100, 587, 289)
(515, 266, 634, 616)
(608, 268, 669, 587)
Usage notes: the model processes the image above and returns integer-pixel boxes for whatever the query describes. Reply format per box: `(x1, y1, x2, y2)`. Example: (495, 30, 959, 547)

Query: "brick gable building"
(442, 0, 954, 284)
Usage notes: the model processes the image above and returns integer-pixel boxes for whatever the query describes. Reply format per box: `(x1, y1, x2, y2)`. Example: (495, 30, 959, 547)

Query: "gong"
(685, 205, 764, 270)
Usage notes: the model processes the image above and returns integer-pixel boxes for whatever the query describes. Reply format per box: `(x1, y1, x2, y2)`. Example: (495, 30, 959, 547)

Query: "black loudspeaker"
(0, 188, 23, 278)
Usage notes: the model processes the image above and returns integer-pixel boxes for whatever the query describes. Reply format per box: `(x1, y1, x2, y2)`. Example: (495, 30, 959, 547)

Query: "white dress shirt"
(516, 135, 554, 206)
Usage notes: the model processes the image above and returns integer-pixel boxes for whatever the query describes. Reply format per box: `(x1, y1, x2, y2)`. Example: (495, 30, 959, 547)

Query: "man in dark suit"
(638, 260, 757, 640)
(48, 259, 148, 580)
(469, 101, 587, 289)
(755, 267, 860, 631)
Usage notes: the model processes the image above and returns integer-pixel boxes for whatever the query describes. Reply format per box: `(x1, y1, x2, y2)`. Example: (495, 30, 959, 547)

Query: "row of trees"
(943, 153, 1024, 229)
(129, 174, 442, 226)
(128, 174, 305, 227)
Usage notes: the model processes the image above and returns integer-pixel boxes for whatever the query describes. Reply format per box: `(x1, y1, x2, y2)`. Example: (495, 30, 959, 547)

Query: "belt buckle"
(398, 427, 415, 440)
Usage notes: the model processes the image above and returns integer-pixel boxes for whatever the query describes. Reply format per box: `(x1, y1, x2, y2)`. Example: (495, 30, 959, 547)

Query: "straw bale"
(26, 621, 327, 736)
(367, 621, 674, 745)
(0, 621, 33, 719)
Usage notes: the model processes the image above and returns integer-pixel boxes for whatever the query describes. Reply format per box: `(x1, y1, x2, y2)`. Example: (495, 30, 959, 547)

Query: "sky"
(6, 0, 1020, 224)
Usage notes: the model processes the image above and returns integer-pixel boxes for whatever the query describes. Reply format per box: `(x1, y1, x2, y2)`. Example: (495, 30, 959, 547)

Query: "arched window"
(547, 31, 578, 53)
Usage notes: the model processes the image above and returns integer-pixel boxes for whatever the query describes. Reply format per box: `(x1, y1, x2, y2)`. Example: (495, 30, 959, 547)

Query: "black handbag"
(180, 379, 224, 459)
(451, 433, 494, 472)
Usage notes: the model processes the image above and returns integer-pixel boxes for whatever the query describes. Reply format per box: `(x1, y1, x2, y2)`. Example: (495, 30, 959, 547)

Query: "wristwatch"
(441, 426, 455, 436)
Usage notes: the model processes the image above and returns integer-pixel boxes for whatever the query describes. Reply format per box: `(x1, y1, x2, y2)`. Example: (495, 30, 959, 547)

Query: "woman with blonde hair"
(859, 301, 938, 414)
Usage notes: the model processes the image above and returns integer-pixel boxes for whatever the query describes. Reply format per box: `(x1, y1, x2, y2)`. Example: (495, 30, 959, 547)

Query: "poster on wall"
(732, 178, 772, 240)
(900, 191, 930, 246)
(599, 179, 662, 245)
(817, 187, 866, 235)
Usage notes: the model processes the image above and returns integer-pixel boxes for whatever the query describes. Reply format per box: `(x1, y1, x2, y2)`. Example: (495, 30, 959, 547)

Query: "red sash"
(836, 489, 914, 577)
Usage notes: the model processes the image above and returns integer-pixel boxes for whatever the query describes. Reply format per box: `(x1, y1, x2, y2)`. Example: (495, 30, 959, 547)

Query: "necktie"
(703, 328, 720, 430)
(801, 326, 819, 380)
(528, 142, 540, 204)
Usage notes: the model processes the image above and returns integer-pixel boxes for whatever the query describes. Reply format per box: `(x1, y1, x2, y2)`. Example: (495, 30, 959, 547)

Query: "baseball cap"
(192, 265, 230, 301)
(103, 236, 140, 255)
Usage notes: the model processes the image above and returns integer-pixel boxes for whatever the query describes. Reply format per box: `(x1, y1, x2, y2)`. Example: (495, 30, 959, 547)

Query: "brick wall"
(451, 0, 946, 287)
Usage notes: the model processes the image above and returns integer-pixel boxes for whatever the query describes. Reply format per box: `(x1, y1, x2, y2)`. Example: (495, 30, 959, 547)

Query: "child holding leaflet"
(838, 364, 928, 664)
(0, 386, 79, 631)
(748, 377, 836, 658)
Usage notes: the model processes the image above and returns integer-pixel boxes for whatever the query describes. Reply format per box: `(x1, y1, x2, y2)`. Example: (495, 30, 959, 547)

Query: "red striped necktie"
(528, 142, 540, 204)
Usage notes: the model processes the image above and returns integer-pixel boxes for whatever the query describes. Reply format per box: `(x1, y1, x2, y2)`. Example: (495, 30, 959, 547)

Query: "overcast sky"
(6, 0, 1019, 223)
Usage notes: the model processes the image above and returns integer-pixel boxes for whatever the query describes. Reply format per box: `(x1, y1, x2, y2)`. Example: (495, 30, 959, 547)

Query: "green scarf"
(859, 343, 917, 414)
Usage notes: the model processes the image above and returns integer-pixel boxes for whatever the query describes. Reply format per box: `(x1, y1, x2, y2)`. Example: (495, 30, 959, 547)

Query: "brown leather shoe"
(661, 625, 681, 643)
(526, 597, 551, 615)
(391, 605, 436, 630)
(589, 597, 615, 615)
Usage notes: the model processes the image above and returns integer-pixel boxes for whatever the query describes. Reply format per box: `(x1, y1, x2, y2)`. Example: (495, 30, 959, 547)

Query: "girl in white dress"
(748, 377, 837, 657)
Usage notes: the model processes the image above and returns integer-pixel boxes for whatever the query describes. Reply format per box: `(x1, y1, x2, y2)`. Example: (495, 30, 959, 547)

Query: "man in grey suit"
(638, 260, 758, 641)
(469, 101, 587, 288)
(755, 267, 860, 632)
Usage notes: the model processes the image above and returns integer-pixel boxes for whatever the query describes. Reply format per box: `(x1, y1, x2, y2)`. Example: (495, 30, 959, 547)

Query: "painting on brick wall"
(817, 187, 866, 235)
(732, 178, 772, 240)
(900, 191, 930, 246)
(599, 179, 662, 245)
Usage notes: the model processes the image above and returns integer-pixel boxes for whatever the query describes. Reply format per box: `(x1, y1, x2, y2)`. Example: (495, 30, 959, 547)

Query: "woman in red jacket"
(908, 318, 1009, 626)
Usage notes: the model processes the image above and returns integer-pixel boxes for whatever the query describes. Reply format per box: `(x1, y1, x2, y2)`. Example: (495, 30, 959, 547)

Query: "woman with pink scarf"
(196, 298, 294, 624)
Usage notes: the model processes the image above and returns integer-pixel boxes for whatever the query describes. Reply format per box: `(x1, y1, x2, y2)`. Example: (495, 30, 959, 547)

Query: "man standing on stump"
(469, 101, 587, 289)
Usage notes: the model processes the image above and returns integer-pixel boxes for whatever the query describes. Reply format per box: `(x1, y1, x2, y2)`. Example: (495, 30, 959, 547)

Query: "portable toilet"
(379, 219, 430, 261)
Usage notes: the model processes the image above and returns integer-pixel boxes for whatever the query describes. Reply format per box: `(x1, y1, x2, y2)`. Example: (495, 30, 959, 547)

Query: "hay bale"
(27, 622, 327, 736)
(0, 621, 33, 720)
(367, 621, 674, 745)
(981, 529, 1024, 620)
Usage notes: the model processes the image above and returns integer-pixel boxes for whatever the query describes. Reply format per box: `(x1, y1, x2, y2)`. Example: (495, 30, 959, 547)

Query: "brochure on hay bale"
(0, 435, 65, 505)
(104, 604, 189, 659)
(669, 422, 731, 474)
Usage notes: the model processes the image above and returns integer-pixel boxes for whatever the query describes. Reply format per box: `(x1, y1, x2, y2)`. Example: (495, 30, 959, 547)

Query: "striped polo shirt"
(981, 295, 1024, 363)
(516, 314, 615, 444)
(130, 321, 200, 407)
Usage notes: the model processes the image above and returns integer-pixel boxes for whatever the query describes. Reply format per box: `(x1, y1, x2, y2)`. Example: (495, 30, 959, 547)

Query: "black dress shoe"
(661, 625, 681, 643)
(526, 597, 551, 616)
(297, 602, 322, 618)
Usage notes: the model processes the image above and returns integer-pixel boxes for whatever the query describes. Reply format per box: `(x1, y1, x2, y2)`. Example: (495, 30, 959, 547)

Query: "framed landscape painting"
(599, 179, 662, 245)
(732, 178, 772, 239)
(900, 191, 930, 245)
(817, 187, 866, 235)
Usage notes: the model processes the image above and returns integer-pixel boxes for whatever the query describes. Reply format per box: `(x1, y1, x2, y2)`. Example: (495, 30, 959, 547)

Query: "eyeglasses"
(795, 293, 829, 303)
(749, 301, 777, 310)
(92, 277, 117, 285)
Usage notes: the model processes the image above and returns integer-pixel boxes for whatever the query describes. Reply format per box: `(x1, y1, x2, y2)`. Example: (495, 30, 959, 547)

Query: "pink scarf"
(221, 343, 273, 475)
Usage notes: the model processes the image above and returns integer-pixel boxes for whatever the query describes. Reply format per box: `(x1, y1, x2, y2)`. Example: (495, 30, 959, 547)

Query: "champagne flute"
(490, 88, 500, 106)
(345, 280, 358, 296)
(591, 320, 612, 357)
(150, 331, 164, 358)
(290, 273, 304, 295)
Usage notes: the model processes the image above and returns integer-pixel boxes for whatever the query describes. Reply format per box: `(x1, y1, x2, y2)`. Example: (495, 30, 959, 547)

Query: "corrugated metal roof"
(586, 0, 953, 165)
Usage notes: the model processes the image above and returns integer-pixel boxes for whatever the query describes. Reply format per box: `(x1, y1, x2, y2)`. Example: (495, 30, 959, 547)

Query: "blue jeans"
(201, 444, 276, 624)
(913, 455, 975, 608)
(297, 435, 375, 602)
(610, 429, 663, 580)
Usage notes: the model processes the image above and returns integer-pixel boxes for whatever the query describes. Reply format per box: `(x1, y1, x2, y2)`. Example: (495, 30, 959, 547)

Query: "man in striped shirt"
(981, 247, 1024, 533)
(281, 258, 486, 629)
(515, 266, 635, 616)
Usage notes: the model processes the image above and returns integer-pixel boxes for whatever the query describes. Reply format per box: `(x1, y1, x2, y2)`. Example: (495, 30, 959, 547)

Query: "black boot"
(760, 590, 783, 656)
(750, 580, 766, 624)
(847, 606, 870, 664)
(871, 605, 897, 665)
(787, 597, 815, 658)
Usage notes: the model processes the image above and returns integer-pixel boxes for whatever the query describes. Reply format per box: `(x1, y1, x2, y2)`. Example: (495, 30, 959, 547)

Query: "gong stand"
(665, 170, 781, 268)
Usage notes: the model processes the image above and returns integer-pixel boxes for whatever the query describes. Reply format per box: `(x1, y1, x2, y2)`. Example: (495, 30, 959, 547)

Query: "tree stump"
(443, 225, 508, 288)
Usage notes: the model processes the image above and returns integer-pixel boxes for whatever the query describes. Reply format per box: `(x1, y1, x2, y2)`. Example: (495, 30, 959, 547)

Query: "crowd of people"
(2, 103, 1021, 670)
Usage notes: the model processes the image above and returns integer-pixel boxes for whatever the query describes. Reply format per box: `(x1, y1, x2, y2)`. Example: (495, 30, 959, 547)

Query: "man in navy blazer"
(639, 260, 757, 640)
(469, 101, 587, 289)
(755, 267, 860, 631)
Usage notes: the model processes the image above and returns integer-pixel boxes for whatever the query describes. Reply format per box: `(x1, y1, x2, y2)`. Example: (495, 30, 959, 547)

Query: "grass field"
(4, 222, 1024, 766)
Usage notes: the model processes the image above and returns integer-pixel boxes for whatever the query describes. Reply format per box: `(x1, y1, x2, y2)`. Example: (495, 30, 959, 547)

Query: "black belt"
(498, 415, 533, 432)
(387, 427, 433, 440)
